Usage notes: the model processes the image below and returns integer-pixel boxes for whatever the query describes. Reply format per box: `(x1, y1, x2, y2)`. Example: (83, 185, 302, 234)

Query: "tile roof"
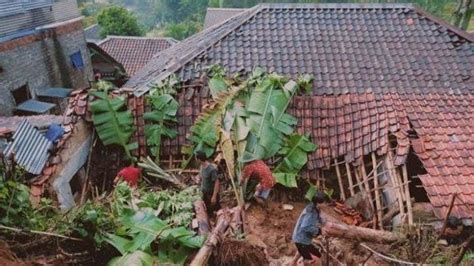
(123, 4, 474, 219)
(99, 36, 178, 76)
(203, 8, 246, 29)
(126, 3, 474, 96)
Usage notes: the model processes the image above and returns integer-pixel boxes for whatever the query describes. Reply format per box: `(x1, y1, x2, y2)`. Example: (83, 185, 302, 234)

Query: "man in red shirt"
(114, 164, 141, 188)
(240, 160, 275, 204)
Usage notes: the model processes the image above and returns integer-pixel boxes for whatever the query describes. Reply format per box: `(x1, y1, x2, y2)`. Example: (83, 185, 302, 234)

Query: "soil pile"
(216, 238, 268, 266)
(245, 201, 306, 263)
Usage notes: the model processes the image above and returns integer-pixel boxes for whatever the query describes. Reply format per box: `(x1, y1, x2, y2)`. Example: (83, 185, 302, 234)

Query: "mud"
(216, 239, 269, 266)
(244, 201, 307, 264)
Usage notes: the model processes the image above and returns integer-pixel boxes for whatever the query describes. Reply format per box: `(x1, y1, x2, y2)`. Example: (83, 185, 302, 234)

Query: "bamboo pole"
(438, 193, 457, 239)
(353, 166, 365, 193)
(334, 158, 346, 201)
(345, 162, 355, 196)
(402, 165, 413, 225)
(371, 153, 384, 229)
(321, 221, 402, 244)
(359, 163, 375, 212)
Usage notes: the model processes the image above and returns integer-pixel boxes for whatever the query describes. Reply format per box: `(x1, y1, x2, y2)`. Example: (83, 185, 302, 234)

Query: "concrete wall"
(0, 20, 93, 116)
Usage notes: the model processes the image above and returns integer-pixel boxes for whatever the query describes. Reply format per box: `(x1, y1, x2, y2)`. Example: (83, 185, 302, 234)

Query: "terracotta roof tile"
(99, 36, 177, 76)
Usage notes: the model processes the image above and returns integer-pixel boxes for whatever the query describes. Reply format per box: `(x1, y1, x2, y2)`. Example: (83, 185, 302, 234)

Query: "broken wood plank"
(385, 152, 406, 219)
(371, 152, 383, 229)
(402, 165, 413, 225)
(194, 200, 210, 236)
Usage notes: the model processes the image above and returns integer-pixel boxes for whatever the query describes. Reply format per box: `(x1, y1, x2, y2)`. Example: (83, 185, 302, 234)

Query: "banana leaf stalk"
(138, 157, 184, 188)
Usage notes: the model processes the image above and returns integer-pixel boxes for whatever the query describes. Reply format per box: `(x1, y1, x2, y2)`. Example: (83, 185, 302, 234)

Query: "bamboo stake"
(345, 162, 355, 196)
(438, 193, 457, 239)
(386, 152, 405, 219)
(359, 163, 375, 211)
(402, 165, 413, 225)
(0, 225, 83, 241)
(371, 153, 384, 230)
(334, 158, 346, 201)
(353, 166, 365, 193)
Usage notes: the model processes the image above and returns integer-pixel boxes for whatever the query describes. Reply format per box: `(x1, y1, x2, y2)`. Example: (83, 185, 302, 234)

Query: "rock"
(282, 204, 294, 210)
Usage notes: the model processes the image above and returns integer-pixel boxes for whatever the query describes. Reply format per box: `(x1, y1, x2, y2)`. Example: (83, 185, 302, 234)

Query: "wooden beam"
(345, 162, 355, 196)
(402, 165, 413, 225)
(334, 158, 346, 201)
(371, 153, 384, 229)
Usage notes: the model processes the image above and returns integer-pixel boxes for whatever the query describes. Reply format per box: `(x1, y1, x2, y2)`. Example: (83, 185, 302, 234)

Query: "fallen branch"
(0, 225, 83, 241)
(322, 221, 402, 244)
(190, 208, 235, 266)
(359, 243, 416, 265)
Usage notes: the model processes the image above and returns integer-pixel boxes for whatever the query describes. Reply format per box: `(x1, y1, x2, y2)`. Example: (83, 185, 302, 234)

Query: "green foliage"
(104, 183, 203, 265)
(274, 134, 317, 187)
(97, 6, 143, 37)
(89, 81, 138, 160)
(144, 94, 178, 161)
(164, 20, 202, 40)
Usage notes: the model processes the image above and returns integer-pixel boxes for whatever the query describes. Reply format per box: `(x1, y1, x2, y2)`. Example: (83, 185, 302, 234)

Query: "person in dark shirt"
(195, 151, 221, 215)
(292, 191, 326, 265)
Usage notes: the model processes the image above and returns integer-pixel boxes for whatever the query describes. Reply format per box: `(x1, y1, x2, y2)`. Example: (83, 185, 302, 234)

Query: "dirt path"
(245, 201, 307, 265)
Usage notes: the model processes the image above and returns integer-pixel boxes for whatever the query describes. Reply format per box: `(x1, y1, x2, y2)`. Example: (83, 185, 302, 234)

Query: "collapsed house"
(121, 4, 474, 226)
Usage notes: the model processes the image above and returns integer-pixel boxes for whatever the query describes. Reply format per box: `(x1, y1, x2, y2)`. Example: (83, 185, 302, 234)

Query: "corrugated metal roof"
(0, 0, 53, 18)
(3, 119, 53, 175)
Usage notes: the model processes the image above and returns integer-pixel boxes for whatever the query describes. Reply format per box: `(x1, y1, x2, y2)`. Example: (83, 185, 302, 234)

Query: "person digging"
(291, 191, 326, 266)
(240, 160, 276, 206)
(194, 151, 221, 216)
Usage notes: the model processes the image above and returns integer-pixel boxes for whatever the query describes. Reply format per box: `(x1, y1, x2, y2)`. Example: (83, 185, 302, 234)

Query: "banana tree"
(89, 81, 137, 160)
(183, 67, 317, 205)
(273, 133, 317, 188)
(144, 93, 178, 162)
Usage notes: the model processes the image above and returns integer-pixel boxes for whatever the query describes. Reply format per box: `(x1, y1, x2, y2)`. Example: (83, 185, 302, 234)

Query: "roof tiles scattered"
(99, 36, 178, 76)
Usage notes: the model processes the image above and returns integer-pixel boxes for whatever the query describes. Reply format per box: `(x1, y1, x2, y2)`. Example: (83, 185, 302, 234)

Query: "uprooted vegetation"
(1, 66, 473, 265)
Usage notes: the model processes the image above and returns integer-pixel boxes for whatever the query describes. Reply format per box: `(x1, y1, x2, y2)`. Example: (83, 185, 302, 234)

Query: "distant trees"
(97, 6, 143, 37)
(453, 0, 473, 30)
(164, 21, 201, 40)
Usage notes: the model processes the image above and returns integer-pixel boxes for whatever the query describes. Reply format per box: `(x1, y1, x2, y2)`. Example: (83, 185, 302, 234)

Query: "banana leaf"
(273, 134, 317, 187)
(144, 93, 178, 162)
(89, 90, 137, 160)
(108, 250, 157, 266)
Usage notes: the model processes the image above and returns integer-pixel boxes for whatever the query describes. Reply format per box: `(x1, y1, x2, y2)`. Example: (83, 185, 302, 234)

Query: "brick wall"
(0, 20, 92, 116)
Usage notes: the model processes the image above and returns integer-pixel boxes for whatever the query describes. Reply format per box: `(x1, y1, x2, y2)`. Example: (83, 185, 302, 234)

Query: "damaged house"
(122, 4, 474, 226)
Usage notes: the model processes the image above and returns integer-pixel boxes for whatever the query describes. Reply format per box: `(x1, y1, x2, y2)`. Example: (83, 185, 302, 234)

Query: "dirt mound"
(245, 201, 306, 260)
(0, 241, 24, 265)
(216, 238, 268, 266)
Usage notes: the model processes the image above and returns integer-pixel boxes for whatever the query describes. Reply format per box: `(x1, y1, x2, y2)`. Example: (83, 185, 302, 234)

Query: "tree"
(97, 6, 143, 37)
(164, 20, 201, 40)
(453, 0, 473, 30)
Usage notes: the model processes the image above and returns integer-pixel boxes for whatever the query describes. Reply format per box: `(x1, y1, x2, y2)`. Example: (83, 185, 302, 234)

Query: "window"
(11, 84, 31, 105)
(70, 51, 84, 70)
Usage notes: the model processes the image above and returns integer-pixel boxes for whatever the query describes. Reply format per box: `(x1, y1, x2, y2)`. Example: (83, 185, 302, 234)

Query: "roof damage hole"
(406, 147, 429, 202)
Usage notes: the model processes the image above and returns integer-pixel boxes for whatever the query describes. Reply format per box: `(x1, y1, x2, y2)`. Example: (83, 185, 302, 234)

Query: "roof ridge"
(103, 35, 176, 41)
(206, 7, 247, 11)
(412, 5, 474, 42)
(132, 5, 263, 96)
(257, 3, 414, 9)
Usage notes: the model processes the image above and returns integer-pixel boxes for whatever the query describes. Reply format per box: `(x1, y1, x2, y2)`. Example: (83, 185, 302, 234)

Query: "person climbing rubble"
(113, 162, 141, 188)
(240, 160, 275, 205)
(291, 191, 326, 265)
(194, 151, 221, 215)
